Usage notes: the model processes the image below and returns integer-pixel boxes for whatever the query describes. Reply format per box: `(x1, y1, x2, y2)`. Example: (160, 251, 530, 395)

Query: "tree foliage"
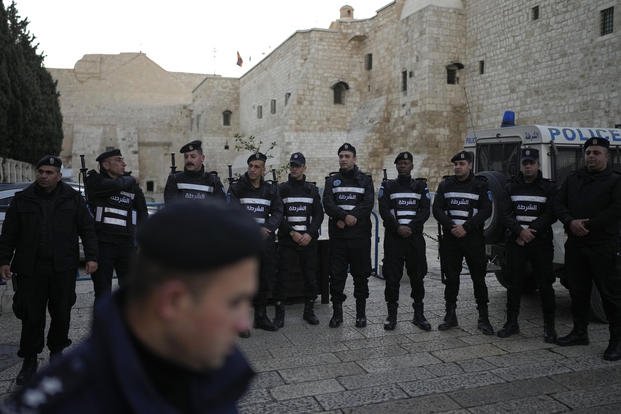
(0, 0, 63, 164)
(233, 133, 289, 180)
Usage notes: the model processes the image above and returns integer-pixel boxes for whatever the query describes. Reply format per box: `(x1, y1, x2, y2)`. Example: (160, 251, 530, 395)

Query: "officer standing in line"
(163, 140, 225, 203)
(498, 148, 557, 342)
(274, 152, 324, 327)
(1, 201, 262, 413)
(432, 150, 494, 335)
(85, 149, 148, 301)
(554, 137, 621, 361)
(228, 152, 283, 333)
(323, 143, 374, 328)
(378, 151, 431, 331)
(0, 155, 98, 386)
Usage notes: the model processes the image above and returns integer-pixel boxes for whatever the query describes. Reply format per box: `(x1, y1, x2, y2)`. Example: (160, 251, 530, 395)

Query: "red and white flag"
(236, 51, 243, 67)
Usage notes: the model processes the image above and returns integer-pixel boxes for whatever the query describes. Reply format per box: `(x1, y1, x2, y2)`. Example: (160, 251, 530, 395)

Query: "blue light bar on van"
(501, 111, 515, 127)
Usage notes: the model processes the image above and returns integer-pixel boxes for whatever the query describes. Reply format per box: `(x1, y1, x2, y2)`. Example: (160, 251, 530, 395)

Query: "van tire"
(475, 171, 509, 244)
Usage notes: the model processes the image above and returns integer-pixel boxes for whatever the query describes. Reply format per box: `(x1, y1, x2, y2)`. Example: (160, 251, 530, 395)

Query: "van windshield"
(475, 141, 521, 176)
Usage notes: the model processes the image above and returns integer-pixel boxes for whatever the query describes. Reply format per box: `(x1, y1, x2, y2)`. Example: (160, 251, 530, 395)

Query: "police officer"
(274, 152, 324, 327)
(323, 143, 374, 328)
(1, 201, 262, 413)
(0, 155, 98, 386)
(163, 140, 225, 203)
(85, 149, 148, 301)
(433, 150, 494, 335)
(378, 151, 431, 331)
(498, 148, 557, 342)
(228, 152, 283, 333)
(554, 137, 621, 361)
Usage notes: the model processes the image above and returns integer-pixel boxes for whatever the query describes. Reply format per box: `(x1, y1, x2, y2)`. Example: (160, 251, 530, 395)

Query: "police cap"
(394, 151, 413, 164)
(180, 140, 202, 153)
(95, 149, 122, 162)
(450, 150, 473, 163)
(137, 200, 263, 272)
(289, 152, 306, 166)
(247, 152, 267, 164)
(36, 155, 62, 169)
(584, 137, 610, 150)
(338, 143, 356, 156)
(520, 148, 539, 162)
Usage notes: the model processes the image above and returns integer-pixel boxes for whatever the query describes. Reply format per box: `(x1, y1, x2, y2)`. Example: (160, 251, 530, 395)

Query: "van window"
(554, 146, 621, 183)
(475, 142, 521, 176)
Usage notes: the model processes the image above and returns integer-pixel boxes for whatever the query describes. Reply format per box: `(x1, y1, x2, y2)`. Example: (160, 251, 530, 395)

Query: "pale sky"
(12, 0, 391, 77)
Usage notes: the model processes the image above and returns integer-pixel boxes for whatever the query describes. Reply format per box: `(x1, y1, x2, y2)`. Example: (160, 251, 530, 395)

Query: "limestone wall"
(0, 158, 35, 183)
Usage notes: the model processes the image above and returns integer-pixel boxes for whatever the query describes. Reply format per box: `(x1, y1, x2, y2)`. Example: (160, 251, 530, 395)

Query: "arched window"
(222, 110, 232, 126)
(332, 81, 349, 105)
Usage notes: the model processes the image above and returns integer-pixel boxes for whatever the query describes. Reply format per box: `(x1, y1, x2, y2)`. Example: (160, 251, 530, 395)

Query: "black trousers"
(254, 236, 277, 307)
(565, 239, 621, 329)
(383, 232, 427, 304)
(505, 238, 555, 319)
(329, 237, 371, 304)
(12, 261, 76, 357)
(91, 240, 134, 302)
(275, 241, 319, 301)
(441, 233, 489, 308)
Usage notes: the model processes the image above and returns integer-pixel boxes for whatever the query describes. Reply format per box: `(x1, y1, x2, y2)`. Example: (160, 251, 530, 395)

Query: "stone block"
(356, 352, 441, 373)
(400, 371, 505, 398)
(270, 379, 343, 401)
(432, 343, 506, 363)
(342, 393, 461, 414)
(278, 362, 366, 384)
(315, 384, 408, 411)
(468, 395, 569, 414)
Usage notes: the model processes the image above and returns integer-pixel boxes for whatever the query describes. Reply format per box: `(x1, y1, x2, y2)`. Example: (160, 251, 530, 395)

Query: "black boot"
(303, 300, 319, 325)
(604, 327, 621, 361)
(497, 313, 519, 338)
(16, 356, 38, 386)
(412, 302, 432, 331)
(543, 316, 557, 344)
(355, 299, 367, 328)
(254, 305, 278, 331)
(329, 302, 343, 328)
(556, 325, 589, 346)
(384, 302, 398, 331)
(438, 303, 458, 331)
(477, 307, 494, 336)
(273, 302, 285, 329)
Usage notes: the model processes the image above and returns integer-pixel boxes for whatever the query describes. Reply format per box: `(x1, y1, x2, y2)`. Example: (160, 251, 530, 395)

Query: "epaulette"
(207, 170, 218, 176)
(328, 172, 340, 177)
(86, 169, 98, 177)
(415, 177, 427, 182)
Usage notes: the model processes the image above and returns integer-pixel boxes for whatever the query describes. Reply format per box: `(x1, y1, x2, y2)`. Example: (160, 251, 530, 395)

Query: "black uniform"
(378, 175, 430, 304)
(554, 166, 621, 333)
(323, 166, 374, 304)
(163, 167, 225, 203)
(276, 175, 324, 301)
(228, 173, 283, 307)
(0, 181, 98, 359)
(502, 171, 557, 321)
(85, 171, 148, 300)
(433, 172, 492, 309)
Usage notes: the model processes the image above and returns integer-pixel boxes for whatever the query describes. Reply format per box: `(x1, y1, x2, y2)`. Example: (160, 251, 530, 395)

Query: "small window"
(447, 68, 457, 84)
(401, 70, 407, 92)
(146, 181, 154, 192)
(257, 105, 263, 119)
(532, 6, 539, 21)
(479, 60, 485, 75)
(285, 92, 291, 106)
(365, 53, 373, 70)
(270, 99, 276, 114)
(222, 110, 232, 126)
(332, 81, 349, 104)
(195, 114, 201, 131)
(601, 7, 614, 36)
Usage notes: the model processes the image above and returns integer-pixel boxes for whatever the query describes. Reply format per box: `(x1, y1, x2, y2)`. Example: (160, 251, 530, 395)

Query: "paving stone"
(315, 383, 408, 411)
(334, 344, 408, 362)
(560, 354, 621, 372)
(491, 337, 556, 353)
(431, 343, 506, 363)
(448, 377, 567, 407)
(400, 371, 505, 398)
(248, 371, 285, 390)
(491, 361, 573, 382)
(400, 337, 469, 353)
(270, 342, 350, 358)
(284, 327, 365, 345)
(468, 395, 569, 413)
(359, 321, 422, 338)
(342, 393, 461, 413)
(239, 396, 323, 414)
(238, 388, 272, 407)
(550, 342, 611, 358)
(553, 383, 621, 409)
(483, 348, 564, 368)
(251, 353, 340, 372)
(549, 365, 621, 389)
(270, 379, 344, 400)
(406, 328, 471, 343)
(279, 362, 366, 383)
(337, 366, 433, 390)
(455, 358, 497, 372)
(343, 334, 412, 350)
(424, 362, 464, 377)
(571, 403, 621, 413)
(356, 352, 441, 373)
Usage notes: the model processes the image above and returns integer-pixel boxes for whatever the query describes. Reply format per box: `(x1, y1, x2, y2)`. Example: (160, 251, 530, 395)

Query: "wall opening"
(270, 99, 276, 114)
(222, 110, 232, 126)
(401, 70, 407, 92)
(365, 53, 373, 70)
(479, 60, 485, 75)
(332, 81, 349, 104)
(531, 6, 539, 21)
(601, 7, 614, 36)
(285, 92, 291, 106)
(257, 105, 263, 119)
(146, 180, 154, 192)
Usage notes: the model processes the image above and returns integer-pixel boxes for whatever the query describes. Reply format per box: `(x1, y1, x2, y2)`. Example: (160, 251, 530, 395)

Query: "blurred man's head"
(394, 152, 414, 176)
(35, 155, 62, 192)
(96, 149, 126, 178)
(289, 152, 306, 180)
(583, 137, 610, 173)
(451, 151, 473, 180)
(520, 148, 540, 182)
(180, 140, 205, 172)
(246, 153, 267, 182)
(338, 143, 356, 171)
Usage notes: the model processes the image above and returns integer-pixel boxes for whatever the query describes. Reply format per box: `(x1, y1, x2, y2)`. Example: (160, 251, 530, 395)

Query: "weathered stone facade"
(51, 0, 621, 193)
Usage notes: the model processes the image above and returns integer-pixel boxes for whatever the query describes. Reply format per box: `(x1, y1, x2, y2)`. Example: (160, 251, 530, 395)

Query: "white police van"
(464, 125, 621, 322)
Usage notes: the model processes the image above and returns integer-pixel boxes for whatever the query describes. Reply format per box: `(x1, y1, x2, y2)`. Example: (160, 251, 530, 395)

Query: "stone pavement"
(0, 230, 620, 412)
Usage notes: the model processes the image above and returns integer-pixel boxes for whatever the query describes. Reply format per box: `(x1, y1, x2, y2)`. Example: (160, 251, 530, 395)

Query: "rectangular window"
(479, 60, 485, 75)
(270, 99, 276, 114)
(257, 105, 262, 119)
(222, 110, 232, 126)
(284, 92, 291, 106)
(601, 7, 614, 36)
(447, 68, 457, 84)
(401, 70, 407, 92)
(146, 181, 154, 192)
(532, 6, 539, 21)
(365, 53, 373, 70)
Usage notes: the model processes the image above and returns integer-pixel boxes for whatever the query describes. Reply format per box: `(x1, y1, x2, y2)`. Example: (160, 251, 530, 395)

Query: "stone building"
(52, 0, 621, 194)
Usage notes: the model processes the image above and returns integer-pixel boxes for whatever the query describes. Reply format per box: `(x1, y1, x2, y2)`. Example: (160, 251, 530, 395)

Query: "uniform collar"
(288, 174, 306, 185)
(183, 166, 205, 177)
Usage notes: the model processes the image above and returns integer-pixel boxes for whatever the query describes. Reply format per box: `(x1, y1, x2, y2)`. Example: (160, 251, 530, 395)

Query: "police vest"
(239, 196, 272, 225)
(510, 193, 547, 229)
(174, 171, 220, 200)
(384, 180, 425, 226)
(93, 191, 137, 235)
(331, 181, 366, 211)
(281, 183, 315, 233)
(443, 191, 480, 226)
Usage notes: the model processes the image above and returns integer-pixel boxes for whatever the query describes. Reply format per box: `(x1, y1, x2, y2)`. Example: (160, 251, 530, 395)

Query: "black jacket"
(0, 182, 98, 275)
(378, 175, 430, 235)
(432, 173, 492, 237)
(228, 173, 283, 233)
(163, 167, 225, 204)
(278, 175, 324, 245)
(323, 166, 374, 239)
(502, 171, 557, 240)
(554, 166, 621, 244)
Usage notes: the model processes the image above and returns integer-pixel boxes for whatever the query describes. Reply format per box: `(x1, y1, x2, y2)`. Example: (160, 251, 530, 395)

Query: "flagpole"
(212, 48, 217, 75)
